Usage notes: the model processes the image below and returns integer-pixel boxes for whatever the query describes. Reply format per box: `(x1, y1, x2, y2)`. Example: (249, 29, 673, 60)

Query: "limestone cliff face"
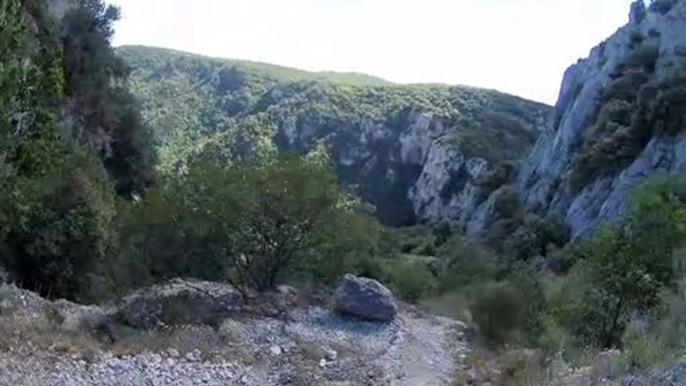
(517, 0, 686, 238)
(276, 107, 547, 226)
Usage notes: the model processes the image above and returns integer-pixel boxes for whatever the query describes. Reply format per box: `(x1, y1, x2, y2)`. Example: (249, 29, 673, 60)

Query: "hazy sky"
(109, 0, 638, 105)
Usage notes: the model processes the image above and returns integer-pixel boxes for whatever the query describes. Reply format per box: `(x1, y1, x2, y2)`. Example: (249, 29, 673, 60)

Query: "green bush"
(492, 185, 522, 220)
(435, 238, 505, 292)
(503, 215, 568, 261)
(474, 161, 517, 204)
(621, 320, 668, 370)
(120, 152, 383, 293)
(2, 149, 118, 301)
(387, 260, 436, 302)
(471, 266, 545, 347)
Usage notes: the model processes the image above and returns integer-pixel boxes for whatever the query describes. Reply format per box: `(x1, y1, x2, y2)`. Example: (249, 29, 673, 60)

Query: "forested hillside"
(117, 45, 551, 225)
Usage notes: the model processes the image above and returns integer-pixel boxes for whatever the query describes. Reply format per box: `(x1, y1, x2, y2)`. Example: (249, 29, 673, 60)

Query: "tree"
(556, 174, 686, 347)
(121, 151, 381, 294)
(504, 214, 568, 261)
(60, 0, 154, 196)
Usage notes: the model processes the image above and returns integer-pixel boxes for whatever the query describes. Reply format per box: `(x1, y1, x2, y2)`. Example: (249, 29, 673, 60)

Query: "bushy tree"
(60, 0, 154, 195)
(120, 151, 383, 293)
(504, 215, 568, 261)
(554, 174, 686, 347)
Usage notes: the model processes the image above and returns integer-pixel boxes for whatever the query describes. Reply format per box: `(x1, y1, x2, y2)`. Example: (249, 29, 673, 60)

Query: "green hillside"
(117, 45, 549, 164)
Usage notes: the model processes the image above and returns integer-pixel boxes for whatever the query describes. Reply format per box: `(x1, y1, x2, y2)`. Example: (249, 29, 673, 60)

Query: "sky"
(109, 0, 639, 105)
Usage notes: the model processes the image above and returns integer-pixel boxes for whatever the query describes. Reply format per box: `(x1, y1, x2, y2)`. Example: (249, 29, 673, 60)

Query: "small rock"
(323, 348, 337, 361)
(240, 374, 250, 384)
(150, 353, 162, 364)
(167, 348, 179, 358)
(319, 359, 327, 368)
(270, 345, 282, 356)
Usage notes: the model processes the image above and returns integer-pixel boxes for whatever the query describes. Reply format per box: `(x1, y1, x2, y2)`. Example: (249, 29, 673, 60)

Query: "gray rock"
(269, 345, 282, 356)
(117, 278, 243, 329)
(323, 348, 337, 361)
(333, 274, 397, 322)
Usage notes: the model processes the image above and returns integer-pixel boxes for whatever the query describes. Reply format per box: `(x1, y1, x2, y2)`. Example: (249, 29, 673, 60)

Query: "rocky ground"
(0, 280, 468, 386)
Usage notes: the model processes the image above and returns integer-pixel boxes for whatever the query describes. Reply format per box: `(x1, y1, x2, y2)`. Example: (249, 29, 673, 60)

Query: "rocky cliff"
(516, 0, 686, 238)
(118, 46, 550, 226)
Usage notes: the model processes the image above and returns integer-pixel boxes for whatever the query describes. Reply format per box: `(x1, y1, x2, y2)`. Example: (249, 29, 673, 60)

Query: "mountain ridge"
(116, 45, 550, 102)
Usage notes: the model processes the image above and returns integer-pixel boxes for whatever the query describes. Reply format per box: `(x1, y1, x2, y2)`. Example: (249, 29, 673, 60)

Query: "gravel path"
(0, 351, 243, 386)
(0, 306, 467, 386)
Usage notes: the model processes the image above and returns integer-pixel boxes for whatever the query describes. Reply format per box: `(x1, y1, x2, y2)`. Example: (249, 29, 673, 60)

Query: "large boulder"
(333, 274, 397, 322)
(117, 279, 243, 329)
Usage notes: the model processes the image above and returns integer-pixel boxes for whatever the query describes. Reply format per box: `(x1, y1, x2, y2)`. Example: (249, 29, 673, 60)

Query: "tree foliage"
(120, 151, 383, 293)
(60, 0, 154, 195)
(553, 174, 686, 348)
(0, 0, 154, 301)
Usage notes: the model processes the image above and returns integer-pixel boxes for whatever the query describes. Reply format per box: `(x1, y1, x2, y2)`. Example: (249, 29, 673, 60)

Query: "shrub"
(474, 161, 517, 204)
(628, 30, 645, 50)
(219, 318, 241, 342)
(626, 44, 659, 73)
(436, 238, 505, 292)
(472, 282, 543, 346)
(387, 260, 436, 302)
(471, 264, 545, 347)
(353, 256, 388, 283)
(492, 185, 522, 220)
(649, 0, 677, 14)
(120, 152, 383, 293)
(503, 215, 568, 261)
(2, 148, 118, 302)
(621, 320, 668, 370)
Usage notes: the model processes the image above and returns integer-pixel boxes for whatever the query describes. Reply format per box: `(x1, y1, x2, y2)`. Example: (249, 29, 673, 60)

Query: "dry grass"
(0, 306, 104, 360)
(298, 339, 322, 362)
(420, 291, 473, 323)
(218, 318, 241, 342)
(330, 341, 356, 360)
(109, 324, 227, 357)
